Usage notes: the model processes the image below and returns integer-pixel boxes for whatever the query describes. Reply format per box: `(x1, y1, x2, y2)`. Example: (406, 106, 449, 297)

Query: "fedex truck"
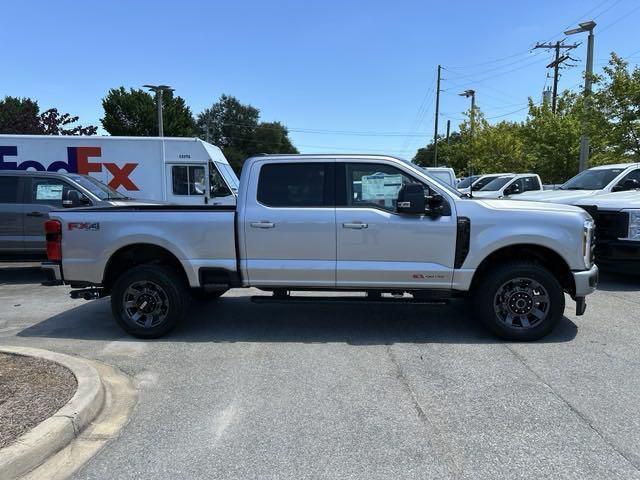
(0, 135, 239, 205)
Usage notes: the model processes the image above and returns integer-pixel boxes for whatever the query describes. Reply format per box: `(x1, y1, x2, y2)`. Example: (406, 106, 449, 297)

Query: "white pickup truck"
(42, 155, 598, 341)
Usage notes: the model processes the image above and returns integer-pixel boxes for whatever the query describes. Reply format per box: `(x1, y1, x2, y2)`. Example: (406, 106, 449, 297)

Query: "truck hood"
(470, 191, 500, 199)
(475, 198, 586, 214)
(514, 189, 600, 204)
(574, 190, 640, 210)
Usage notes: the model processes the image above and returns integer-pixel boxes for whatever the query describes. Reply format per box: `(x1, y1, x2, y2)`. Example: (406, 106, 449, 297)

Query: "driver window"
(619, 169, 640, 187)
(346, 163, 418, 212)
(209, 165, 232, 197)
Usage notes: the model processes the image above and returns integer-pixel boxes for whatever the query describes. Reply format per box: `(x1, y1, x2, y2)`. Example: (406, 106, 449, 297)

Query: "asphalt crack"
(504, 343, 640, 472)
(385, 345, 462, 479)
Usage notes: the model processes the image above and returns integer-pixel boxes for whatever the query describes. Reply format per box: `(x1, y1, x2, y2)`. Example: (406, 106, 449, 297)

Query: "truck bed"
(52, 206, 237, 287)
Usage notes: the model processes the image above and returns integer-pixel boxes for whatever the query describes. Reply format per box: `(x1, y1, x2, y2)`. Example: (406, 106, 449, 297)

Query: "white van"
(0, 135, 239, 205)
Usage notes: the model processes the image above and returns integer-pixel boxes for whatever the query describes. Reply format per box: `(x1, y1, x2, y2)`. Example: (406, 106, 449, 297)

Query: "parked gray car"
(0, 170, 163, 257)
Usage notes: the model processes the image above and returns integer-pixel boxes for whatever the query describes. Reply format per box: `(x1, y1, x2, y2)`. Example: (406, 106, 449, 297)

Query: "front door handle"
(26, 212, 45, 217)
(250, 221, 275, 229)
(342, 222, 368, 229)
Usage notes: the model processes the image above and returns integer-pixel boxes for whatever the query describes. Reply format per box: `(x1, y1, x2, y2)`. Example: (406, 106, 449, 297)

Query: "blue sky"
(2, 0, 639, 159)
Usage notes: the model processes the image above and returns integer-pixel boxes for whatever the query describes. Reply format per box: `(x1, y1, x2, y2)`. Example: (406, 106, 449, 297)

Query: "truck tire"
(473, 261, 565, 341)
(110, 265, 188, 338)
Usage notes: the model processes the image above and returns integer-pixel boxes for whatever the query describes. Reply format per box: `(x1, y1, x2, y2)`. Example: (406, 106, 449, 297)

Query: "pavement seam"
(385, 345, 462, 480)
(504, 343, 640, 472)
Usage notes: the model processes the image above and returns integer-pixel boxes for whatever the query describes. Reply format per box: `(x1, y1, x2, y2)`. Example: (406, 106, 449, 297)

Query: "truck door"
(0, 176, 24, 253)
(335, 162, 456, 289)
(165, 164, 207, 205)
(242, 161, 336, 287)
(23, 176, 77, 253)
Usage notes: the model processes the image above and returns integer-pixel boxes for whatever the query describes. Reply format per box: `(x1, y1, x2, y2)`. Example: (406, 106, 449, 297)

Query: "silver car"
(0, 170, 163, 257)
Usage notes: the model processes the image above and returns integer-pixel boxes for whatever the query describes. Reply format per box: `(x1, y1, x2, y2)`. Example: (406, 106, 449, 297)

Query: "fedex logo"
(0, 146, 139, 191)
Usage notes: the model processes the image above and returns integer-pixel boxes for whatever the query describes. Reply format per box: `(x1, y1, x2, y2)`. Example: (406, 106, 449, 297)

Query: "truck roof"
(589, 162, 640, 170)
(0, 170, 90, 177)
(0, 134, 210, 143)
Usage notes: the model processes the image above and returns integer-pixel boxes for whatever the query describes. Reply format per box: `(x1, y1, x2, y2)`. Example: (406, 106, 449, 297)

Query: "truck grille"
(579, 206, 629, 241)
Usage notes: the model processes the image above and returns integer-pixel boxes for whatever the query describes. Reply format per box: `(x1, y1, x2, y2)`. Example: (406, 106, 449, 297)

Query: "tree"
(197, 94, 298, 171)
(101, 87, 195, 137)
(591, 53, 640, 161)
(0, 96, 97, 136)
(0, 96, 44, 134)
(39, 108, 97, 135)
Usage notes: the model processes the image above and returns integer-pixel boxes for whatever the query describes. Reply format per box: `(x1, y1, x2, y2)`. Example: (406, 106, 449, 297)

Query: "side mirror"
(427, 193, 444, 217)
(396, 184, 426, 215)
(612, 178, 640, 192)
(63, 189, 89, 208)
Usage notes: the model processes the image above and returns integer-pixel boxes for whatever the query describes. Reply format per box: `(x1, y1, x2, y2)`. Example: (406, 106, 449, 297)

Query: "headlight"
(626, 210, 640, 241)
(583, 219, 595, 268)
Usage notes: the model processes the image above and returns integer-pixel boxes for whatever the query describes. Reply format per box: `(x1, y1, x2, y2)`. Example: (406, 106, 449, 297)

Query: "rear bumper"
(41, 261, 63, 286)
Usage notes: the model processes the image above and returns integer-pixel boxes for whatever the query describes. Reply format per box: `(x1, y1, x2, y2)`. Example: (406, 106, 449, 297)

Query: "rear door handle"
(342, 222, 368, 229)
(250, 221, 275, 229)
(26, 212, 45, 217)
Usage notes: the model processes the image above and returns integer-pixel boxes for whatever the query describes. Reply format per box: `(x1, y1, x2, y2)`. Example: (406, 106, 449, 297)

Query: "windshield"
(560, 168, 625, 190)
(68, 174, 128, 200)
(457, 175, 480, 188)
(215, 162, 239, 191)
(472, 175, 504, 191)
(480, 176, 515, 191)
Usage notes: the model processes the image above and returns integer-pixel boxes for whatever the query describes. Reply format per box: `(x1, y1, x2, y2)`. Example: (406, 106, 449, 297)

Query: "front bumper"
(41, 261, 63, 286)
(572, 264, 599, 297)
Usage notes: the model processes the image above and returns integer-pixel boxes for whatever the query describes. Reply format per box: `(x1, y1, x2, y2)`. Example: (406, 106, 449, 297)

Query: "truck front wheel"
(473, 261, 565, 341)
(111, 265, 188, 338)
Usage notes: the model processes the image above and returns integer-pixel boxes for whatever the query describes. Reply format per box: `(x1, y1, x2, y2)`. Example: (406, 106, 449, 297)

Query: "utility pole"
(446, 119, 451, 144)
(533, 41, 578, 113)
(433, 64, 442, 167)
(143, 84, 174, 137)
(459, 89, 476, 182)
(565, 20, 596, 172)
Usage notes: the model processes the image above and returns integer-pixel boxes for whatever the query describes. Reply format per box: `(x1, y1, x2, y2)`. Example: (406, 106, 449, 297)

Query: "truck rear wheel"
(110, 265, 188, 338)
(473, 261, 565, 341)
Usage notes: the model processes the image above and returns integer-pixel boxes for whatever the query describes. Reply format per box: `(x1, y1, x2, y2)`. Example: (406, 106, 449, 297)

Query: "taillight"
(45, 220, 62, 261)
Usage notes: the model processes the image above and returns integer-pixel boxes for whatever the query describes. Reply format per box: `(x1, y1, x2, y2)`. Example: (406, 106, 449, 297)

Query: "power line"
(599, 3, 640, 33)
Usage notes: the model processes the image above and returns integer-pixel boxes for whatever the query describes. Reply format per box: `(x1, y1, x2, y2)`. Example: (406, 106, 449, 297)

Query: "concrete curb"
(0, 346, 105, 480)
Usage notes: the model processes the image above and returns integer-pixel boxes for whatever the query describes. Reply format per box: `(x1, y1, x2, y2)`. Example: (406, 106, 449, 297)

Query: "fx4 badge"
(68, 222, 100, 231)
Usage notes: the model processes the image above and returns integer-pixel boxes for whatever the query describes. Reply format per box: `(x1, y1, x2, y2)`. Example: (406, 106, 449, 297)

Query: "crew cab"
(574, 190, 640, 274)
(457, 173, 513, 194)
(42, 155, 598, 341)
(517, 163, 640, 204)
(471, 173, 543, 199)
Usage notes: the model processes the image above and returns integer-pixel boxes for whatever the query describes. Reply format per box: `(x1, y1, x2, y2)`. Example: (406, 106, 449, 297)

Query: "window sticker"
(36, 184, 63, 200)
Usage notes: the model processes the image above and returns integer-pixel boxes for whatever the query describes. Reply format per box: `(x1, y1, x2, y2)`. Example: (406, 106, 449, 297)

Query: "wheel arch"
(470, 244, 576, 296)
(103, 243, 190, 293)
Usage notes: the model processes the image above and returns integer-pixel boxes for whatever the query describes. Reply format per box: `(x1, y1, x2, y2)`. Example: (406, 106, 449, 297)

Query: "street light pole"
(143, 84, 174, 137)
(564, 21, 596, 172)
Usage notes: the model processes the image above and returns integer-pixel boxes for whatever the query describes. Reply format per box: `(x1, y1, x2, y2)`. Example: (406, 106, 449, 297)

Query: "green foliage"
(101, 87, 195, 137)
(412, 53, 640, 183)
(0, 96, 96, 135)
(197, 94, 298, 172)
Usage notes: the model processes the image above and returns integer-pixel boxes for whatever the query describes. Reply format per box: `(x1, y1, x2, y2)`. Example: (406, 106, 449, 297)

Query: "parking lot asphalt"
(1, 263, 639, 480)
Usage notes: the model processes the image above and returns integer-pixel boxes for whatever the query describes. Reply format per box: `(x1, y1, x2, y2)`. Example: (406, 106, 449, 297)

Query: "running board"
(250, 295, 449, 306)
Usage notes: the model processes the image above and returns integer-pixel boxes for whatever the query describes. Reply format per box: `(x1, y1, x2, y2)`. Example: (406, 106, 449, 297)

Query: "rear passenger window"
(0, 176, 19, 203)
(257, 163, 331, 207)
(30, 178, 72, 208)
(522, 176, 540, 192)
(172, 166, 206, 195)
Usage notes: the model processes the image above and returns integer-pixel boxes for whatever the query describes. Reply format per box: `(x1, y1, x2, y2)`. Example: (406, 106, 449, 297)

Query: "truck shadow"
(17, 295, 578, 345)
(0, 266, 45, 285)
